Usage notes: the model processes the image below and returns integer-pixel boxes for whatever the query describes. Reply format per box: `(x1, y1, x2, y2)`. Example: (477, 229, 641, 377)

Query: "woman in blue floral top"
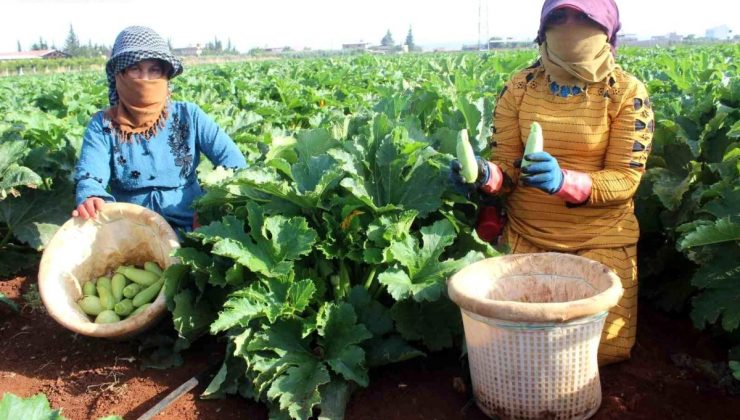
(72, 26, 246, 232)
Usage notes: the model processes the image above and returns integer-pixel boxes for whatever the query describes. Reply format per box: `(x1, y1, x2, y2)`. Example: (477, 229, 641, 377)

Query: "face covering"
(104, 73, 169, 142)
(539, 22, 616, 85)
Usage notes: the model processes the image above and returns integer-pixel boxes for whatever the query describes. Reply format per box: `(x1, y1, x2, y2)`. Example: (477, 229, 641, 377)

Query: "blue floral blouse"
(74, 101, 247, 231)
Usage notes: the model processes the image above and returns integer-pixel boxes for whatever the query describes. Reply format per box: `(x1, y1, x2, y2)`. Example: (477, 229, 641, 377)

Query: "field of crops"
(0, 45, 738, 419)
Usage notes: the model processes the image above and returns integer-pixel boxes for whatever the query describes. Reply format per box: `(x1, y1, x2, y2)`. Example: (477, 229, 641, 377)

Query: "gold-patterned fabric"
(502, 228, 638, 365)
(491, 64, 654, 252)
(490, 64, 652, 364)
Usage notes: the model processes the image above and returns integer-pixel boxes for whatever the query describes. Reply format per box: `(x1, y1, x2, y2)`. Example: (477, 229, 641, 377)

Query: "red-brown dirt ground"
(2, 273, 739, 419)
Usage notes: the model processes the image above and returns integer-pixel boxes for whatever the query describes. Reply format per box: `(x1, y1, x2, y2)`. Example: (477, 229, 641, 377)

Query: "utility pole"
(485, 0, 490, 50)
(478, 0, 482, 50)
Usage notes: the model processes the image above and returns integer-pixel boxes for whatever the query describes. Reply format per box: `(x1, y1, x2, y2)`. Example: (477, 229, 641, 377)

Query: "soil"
(2, 273, 739, 420)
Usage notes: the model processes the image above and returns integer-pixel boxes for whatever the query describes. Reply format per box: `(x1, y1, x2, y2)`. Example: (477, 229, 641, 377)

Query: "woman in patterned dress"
(71, 26, 246, 233)
(449, 0, 654, 365)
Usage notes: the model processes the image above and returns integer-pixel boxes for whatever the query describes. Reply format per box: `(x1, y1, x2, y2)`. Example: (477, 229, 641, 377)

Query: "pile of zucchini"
(77, 262, 164, 324)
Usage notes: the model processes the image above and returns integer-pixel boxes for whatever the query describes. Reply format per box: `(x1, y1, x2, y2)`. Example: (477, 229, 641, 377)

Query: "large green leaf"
(0, 141, 27, 173)
(391, 298, 463, 352)
(363, 335, 424, 368)
(212, 278, 316, 333)
(210, 297, 262, 334)
(247, 320, 329, 419)
(0, 182, 72, 250)
(0, 393, 66, 420)
(193, 206, 317, 278)
(699, 183, 740, 220)
(340, 131, 447, 217)
(380, 219, 482, 302)
(347, 286, 393, 337)
(645, 167, 694, 211)
(0, 164, 43, 200)
(291, 129, 341, 193)
(267, 359, 329, 420)
(171, 289, 217, 345)
(679, 217, 740, 249)
(317, 303, 372, 386)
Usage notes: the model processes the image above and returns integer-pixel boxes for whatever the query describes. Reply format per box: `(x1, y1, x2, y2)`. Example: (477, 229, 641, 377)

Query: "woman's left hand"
(520, 152, 564, 194)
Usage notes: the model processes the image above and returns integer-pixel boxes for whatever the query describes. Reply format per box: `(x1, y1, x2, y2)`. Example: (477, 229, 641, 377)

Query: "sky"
(1, 0, 738, 52)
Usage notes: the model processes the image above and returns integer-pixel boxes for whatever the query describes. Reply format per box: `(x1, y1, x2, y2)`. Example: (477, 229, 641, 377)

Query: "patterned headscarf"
(535, 0, 621, 53)
(105, 26, 183, 106)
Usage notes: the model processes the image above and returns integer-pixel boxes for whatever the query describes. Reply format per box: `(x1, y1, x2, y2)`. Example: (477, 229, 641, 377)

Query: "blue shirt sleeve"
(190, 103, 247, 169)
(74, 114, 115, 205)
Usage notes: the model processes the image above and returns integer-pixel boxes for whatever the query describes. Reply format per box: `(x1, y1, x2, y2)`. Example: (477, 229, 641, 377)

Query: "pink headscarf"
(535, 0, 622, 53)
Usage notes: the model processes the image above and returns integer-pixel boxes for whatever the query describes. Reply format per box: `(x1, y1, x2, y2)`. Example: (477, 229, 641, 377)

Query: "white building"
(706, 25, 731, 40)
(342, 42, 370, 51)
(172, 45, 202, 57)
(0, 49, 69, 60)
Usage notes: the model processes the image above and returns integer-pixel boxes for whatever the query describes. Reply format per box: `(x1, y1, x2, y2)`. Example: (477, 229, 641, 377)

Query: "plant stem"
(339, 259, 350, 299)
(371, 282, 385, 300)
(363, 267, 377, 290)
(0, 228, 13, 249)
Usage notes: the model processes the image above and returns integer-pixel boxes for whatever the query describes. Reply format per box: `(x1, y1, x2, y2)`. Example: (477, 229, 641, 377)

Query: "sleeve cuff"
(555, 169, 592, 204)
(76, 182, 115, 206)
(479, 162, 504, 195)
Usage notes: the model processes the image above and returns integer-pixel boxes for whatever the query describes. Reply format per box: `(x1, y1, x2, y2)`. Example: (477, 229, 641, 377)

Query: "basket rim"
(38, 202, 179, 339)
(447, 252, 624, 323)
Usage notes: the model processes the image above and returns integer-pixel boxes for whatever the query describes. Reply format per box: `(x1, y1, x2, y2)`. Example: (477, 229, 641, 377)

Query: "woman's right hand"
(71, 197, 106, 219)
(449, 157, 490, 197)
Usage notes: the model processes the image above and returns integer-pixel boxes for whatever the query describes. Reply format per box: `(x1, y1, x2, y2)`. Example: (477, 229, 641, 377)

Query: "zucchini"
(96, 276, 111, 290)
(82, 281, 97, 297)
(456, 129, 478, 183)
(122, 283, 143, 299)
(97, 286, 115, 310)
(130, 303, 151, 317)
(521, 122, 544, 170)
(132, 279, 164, 307)
(78, 296, 104, 316)
(111, 273, 127, 303)
(144, 261, 163, 275)
(114, 299, 134, 317)
(95, 310, 120, 324)
(117, 266, 160, 286)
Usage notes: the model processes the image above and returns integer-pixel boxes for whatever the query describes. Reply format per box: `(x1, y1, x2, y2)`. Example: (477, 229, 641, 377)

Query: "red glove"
(476, 206, 506, 243)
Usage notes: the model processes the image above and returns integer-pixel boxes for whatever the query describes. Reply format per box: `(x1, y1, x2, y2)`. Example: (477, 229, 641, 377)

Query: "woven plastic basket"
(448, 253, 623, 420)
(38, 203, 179, 339)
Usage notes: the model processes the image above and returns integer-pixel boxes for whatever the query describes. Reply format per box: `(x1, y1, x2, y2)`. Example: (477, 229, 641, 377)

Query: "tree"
(64, 24, 80, 56)
(225, 38, 238, 54)
(405, 27, 415, 49)
(381, 30, 394, 47)
(31, 37, 48, 51)
(203, 36, 225, 55)
(16, 40, 21, 52)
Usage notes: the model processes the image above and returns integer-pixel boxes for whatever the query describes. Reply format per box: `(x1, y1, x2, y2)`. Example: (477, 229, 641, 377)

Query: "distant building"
(487, 37, 534, 49)
(367, 45, 401, 54)
(172, 45, 202, 57)
(263, 46, 290, 54)
(618, 33, 639, 44)
(0, 49, 69, 60)
(667, 32, 684, 42)
(342, 42, 370, 51)
(706, 25, 731, 40)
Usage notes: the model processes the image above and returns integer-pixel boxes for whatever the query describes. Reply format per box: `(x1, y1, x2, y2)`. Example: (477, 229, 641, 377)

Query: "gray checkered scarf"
(106, 26, 183, 106)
